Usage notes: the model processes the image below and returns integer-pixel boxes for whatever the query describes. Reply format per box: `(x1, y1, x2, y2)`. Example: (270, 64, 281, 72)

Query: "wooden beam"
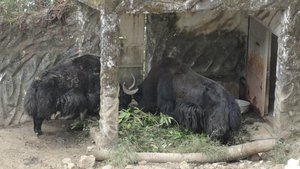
(87, 139, 276, 163)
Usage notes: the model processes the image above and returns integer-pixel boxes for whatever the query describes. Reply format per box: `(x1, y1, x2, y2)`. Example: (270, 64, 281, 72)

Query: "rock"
(78, 155, 96, 169)
(248, 153, 261, 161)
(62, 158, 72, 164)
(274, 164, 285, 169)
(62, 158, 77, 169)
(138, 160, 147, 165)
(66, 163, 77, 169)
(179, 161, 190, 169)
(285, 158, 300, 169)
(102, 164, 114, 169)
(86, 145, 96, 152)
(238, 163, 245, 168)
(125, 165, 134, 169)
(217, 162, 228, 166)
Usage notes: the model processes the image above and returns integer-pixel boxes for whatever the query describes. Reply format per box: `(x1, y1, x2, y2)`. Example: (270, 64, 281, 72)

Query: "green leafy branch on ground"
(71, 107, 227, 154)
(118, 107, 226, 154)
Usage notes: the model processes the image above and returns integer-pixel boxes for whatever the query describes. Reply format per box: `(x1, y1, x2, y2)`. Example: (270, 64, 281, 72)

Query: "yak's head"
(119, 73, 139, 110)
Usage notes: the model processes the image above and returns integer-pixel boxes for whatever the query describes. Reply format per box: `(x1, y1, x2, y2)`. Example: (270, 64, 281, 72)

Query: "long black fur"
(24, 55, 100, 135)
(121, 58, 242, 143)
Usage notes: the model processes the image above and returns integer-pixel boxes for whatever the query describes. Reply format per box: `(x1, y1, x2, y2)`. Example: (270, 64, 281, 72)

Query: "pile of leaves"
(118, 107, 226, 154)
(72, 107, 253, 167)
(71, 107, 226, 154)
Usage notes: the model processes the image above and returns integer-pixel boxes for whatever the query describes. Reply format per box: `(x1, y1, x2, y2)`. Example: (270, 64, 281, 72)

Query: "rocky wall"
(146, 12, 247, 97)
(0, 2, 101, 126)
(274, 2, 300, 136)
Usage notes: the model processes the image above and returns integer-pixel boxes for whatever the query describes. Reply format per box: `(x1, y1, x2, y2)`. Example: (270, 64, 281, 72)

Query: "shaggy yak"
(24, 55, 101, 135)
(122, 58, 242, 143)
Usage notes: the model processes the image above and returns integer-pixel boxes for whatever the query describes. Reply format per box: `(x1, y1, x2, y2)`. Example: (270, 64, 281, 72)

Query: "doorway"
(267, 33, 278, 115)
(246, 17, 278, 117)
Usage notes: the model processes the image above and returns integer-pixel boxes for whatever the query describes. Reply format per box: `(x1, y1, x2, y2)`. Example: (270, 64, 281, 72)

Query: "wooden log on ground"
(87, 139, 276, 163)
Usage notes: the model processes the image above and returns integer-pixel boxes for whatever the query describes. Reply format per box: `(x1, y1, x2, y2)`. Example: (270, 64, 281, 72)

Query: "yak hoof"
(35, 131, 43, 136)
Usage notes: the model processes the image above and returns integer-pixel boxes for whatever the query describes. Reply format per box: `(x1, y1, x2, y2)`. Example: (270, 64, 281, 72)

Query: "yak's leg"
(157, 74, 176, 116)
(205, 121, 230, 144)
(80, 109, 88, 121)
(175, 102, 203, 133)
(33, 115, 44, 136)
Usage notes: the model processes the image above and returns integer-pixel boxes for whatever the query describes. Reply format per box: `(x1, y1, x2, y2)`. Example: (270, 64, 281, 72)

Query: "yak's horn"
(122, 73, 138, 95)
(128, 73, 136, 90)
(122, 82, 139, 95)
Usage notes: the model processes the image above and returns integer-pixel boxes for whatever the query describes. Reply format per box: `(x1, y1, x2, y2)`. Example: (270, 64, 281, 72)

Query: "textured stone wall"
(141, 0, 300, 137)
(146, 12, 247, 97)
(274, 2, 300, 136)
(0, 2, 101, 126)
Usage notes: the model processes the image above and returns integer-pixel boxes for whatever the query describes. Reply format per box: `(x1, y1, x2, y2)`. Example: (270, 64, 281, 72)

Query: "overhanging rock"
(77, 0, 290, 13)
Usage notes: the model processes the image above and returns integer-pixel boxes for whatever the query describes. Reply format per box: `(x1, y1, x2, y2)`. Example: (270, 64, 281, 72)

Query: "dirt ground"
(0, 116, 297, 169)
(0, 120, 90, 169)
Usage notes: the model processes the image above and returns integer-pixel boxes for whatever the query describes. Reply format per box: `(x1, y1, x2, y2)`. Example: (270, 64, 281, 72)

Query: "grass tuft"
(269, 139, 290, 164)
(109, 139, 138, 168)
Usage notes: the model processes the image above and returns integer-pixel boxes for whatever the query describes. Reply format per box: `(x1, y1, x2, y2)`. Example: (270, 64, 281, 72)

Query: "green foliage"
(109, 139, 138, 168)
(118, 107, 226, 154)
(104, 107, 228, 167)
(73, 107, 228, 167)
(229, 126, 251, 145)
(269, 139, 290, 164)
(70, 116, 98, 131)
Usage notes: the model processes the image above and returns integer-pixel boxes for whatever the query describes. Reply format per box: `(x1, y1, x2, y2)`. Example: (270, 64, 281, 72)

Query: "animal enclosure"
(0, 0, 300, 140)
(109, 0, 300, 139)
(125, 11, 279, 118)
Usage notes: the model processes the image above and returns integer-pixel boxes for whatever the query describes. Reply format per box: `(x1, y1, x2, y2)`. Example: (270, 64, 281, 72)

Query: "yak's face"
(118, 73, 140, 110)
(118, 87, 132, 110)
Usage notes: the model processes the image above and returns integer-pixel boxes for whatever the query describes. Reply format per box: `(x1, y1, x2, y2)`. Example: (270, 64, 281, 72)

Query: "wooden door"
(119, 14, 145, 85)
(246, 17, 271, 116)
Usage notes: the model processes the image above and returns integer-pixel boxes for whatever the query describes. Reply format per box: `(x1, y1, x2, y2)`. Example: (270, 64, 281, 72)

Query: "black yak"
(122, 57, 242, 143)
(24, 55, 100, 135)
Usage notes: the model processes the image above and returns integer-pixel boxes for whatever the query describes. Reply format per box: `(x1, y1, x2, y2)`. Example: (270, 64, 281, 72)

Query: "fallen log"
(87, 139, 276, 163)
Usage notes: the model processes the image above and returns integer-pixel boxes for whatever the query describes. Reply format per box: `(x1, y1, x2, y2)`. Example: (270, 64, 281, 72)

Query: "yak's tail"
(229, 100, 242, 131)
(24, 81, 38, 116)
(174, 102, 203, 133)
